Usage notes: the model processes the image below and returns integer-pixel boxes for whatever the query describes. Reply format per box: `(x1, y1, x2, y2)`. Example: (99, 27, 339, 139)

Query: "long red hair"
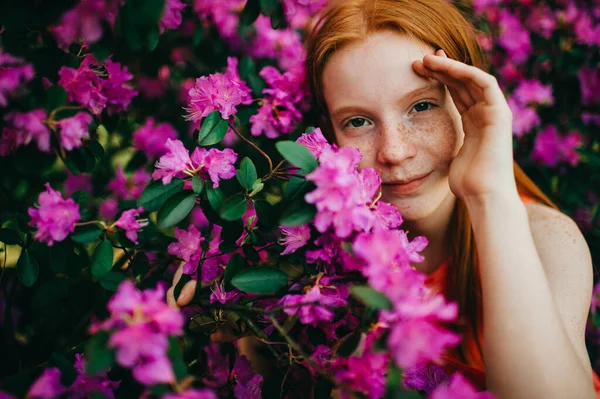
(304, 0, 557, 367)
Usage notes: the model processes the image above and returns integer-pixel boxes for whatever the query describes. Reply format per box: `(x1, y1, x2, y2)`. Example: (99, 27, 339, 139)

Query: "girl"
(170, 0, 599, 397)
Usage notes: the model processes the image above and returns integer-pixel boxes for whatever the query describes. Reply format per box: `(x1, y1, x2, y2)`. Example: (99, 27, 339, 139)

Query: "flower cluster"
(90, 281, 184, 385)
(0, 49, 34, 107)
(152, 138, 238, 187)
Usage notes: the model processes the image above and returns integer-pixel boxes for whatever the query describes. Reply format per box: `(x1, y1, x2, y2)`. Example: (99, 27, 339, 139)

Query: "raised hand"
(412, 49, 519, 203)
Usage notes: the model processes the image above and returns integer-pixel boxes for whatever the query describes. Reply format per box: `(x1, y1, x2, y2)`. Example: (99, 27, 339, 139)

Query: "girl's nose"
(376, 122, 417, 165)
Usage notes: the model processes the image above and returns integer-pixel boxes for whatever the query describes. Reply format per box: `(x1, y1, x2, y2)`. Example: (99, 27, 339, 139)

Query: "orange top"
(424, 193, 600, 395)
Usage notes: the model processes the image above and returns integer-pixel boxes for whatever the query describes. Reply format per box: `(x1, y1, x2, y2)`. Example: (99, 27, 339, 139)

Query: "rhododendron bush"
(0, 0, 598, 398)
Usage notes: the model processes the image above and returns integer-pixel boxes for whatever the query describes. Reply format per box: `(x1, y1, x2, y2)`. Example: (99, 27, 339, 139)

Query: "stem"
(238, 313, 282, 361)
(74, 220, 103, 227)
(49, 105, 84, 120)
(0, 243, 6, 286)
(228, 123, 273, 172)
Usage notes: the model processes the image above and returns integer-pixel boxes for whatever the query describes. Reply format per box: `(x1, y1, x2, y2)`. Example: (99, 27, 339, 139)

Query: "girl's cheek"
(414, 114, 460, 163)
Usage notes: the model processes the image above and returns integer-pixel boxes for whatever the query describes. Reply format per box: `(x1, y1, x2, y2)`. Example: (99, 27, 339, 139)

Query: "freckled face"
(322, 31, 465, 221)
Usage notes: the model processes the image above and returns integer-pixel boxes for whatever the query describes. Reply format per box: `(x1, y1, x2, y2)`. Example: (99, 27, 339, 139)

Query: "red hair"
(304, 0, 557, 368)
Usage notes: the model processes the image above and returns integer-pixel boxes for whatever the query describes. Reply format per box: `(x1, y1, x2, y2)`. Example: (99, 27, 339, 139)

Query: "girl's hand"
(412, 50, 519, 203)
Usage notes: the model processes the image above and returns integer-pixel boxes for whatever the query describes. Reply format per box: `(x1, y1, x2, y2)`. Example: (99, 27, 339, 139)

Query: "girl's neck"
(402, 192, 457, 275)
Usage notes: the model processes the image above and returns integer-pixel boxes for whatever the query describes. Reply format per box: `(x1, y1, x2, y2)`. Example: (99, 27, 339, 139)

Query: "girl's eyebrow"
(330, 82, 444, 120)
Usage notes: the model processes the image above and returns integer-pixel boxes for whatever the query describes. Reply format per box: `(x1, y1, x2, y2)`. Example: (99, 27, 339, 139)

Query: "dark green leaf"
(146, 26, 160, 51)
(132, 252, 150, 279)
(197, 111, 229, 146)
(71, 224, 102, 244)
(259, 0, 278, 16)
(85, 331, 115, 375)
(336, 331, 363, 357)
(16, 249, 39, 287)
(91, 240, 114, 279)
(279, 201, 316, 226)
(157, 191, 196, 228)
(192, 176, 204, 194)
(224, 254, 246, 290)
(206, 185, 225, 213)
(98, 272, 125, 291)
(174, 273, 192, 303)
(49, 240, 73, 273)
(220, 194, 247, 221)
(0, 228, 20, 245)
(137, 179, 185, 212)
(231, 266, 288, 294)
(167, 336, 187, 381)
(254, 200, 277, 227)
(240, 0, 260, 27)
(87, 140, 105, 160)
(276, 141, 319, 173)
(50, 352, 77, 386)
(45, 86, 67, 111)
(284, 176, 313, 201)
(350, 286, 393, 310)
(236, 157, 258, 190)
(238, 56, 255, 80)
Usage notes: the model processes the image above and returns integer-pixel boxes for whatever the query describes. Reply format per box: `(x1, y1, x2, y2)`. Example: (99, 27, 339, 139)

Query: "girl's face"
(322, 31, 465, 221)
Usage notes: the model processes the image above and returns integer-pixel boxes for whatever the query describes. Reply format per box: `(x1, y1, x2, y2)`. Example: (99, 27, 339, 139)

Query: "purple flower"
(99, 199, 119, 220)
(163, 389, 217, 399)
(68, 353, 120, 399)
(113, 207, 147, 244)
(4, 110, 51, 152)
(209, 280, 240, 305)
(27, 368, 66, 399)
(512, 79, 553, 106)
(525, 4, 556, 39)
(403, 364, 449, 394)
(58, 55, 107, 115)
(168, 224, 204, 273)
(333, 346, 388, 399)
(296, 128, 330, 159)
(160, 0, 186, 32)
(507, 97, 540, 137)
(64, 172, 93, 196)
(232, 355, 263, 399)
(279, 225, 311, 255)
(0, 50, 34, 107)
(280, 285, 346, 327)
(28, 183, 81, 245)
(107, 167, 151, 200)
(578, 67, 600, 106)
(185, 57, 252, 123)
(132, 117, 178, 158)
(532, 125, 562, 167)
(191, 147, 238, 188)
(0, 127, 18, 156)
(101, 59, 138, 114)
(430, 372, 496, 399)
(57, 112, 93, 150)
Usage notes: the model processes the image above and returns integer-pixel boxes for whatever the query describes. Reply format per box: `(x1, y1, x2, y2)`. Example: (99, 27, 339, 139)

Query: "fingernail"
(440, 49, 447, 57)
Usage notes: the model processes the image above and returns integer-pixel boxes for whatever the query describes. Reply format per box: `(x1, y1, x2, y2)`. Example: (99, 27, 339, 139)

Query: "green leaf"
(254, 200, 277, 227)
(132, 252, 150, 280)
(238, 56, 255, 80)
(157, 191, 196, 228)
(50, 352, 77, 386)
(249, 179, 264, 197)
(137, 179, 185, 212)
(45, 86, 67, 111)
(206, 185, 225, 213)
(167, 336, 187, 381)
(197, 111, 229, 146)
(91, 240, 114, 279)
(259, 0, 278, 16)
(192, 176, 204, 194)
(350, 286, 393, 310)
(50, 240, 73, 273)
(279, 201, 316, 227)
(336, 331, 363, 357)
(236, 157, 258, 190)
(71, 224, 102, 244)
(16, 250, 39, 287)
(146, 25, 160, 51)
(85, 331, 115, 375)
(0, 228, 20, 245)
(220, 194, 247, 221)
(98, 272, 125, 291)
(231, 266, 288, 294)
(87, 140, 105, 160)
(224, 254, 246, 290)
(240, 0, 260, 27)
(284, 176, 313, 201)
(174, 273, 192, 303)
(276, 141, 319, 173)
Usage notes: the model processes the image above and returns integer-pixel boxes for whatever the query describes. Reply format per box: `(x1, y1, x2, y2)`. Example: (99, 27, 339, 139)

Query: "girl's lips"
(384, 172, 432, 195)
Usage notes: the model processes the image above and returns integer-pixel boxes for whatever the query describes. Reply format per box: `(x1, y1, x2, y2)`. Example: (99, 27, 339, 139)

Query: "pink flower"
(185, 57, 252, 123)
(28, 183, 81, 245)
(99, 198, 119, 220)
(334, 349, 388, 399)
(168, 224, 204, 271)
(232, 355, 264, 399)
(27, 368, 66, 399)
(512, 79, 553, 106)
(279, 225, 311, 255)
(58, 55, 107, 115)
(160, 0, 186, 32)
(107, 167, 151, 200)
(0, 127, 18, 156)
(152, 139, 192, 184)
(163, 389, 217, 399)
(430, 372, 496, 399)
(280, 285, 346, 327)
(531, 125, 562, 167)
(209, 281, 240, 305)
(132, 117, 178, 159)
(561, 131, 583, 167)
(4, 109, 51, 152)
(525, 4, 556, 39)
(296, 127, 330, 159)
(101, 58, 138, 114)
(57, 112, 93, 150)
(114, 207, 147, 244)
(69, 353, 120, 399)
(498, 10, 531, 64)
(0, 50, 34, 107)
(507, 97, 540, 137)
(192, 147, 238, 188)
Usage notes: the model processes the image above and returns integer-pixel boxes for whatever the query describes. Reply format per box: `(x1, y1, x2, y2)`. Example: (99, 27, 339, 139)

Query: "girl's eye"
(412, 101, 438, 113)
(345, 117, 369, 129)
